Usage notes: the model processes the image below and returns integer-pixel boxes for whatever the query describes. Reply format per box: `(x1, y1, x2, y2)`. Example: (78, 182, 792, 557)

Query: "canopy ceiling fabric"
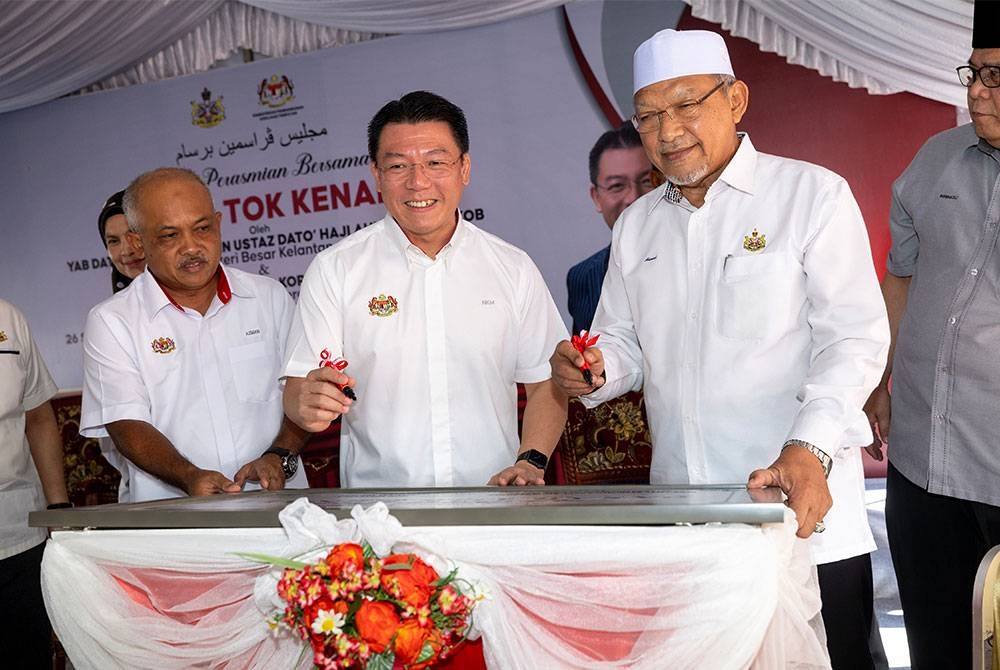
(688, 0, 974, 108)
(0, 0, 975, 115)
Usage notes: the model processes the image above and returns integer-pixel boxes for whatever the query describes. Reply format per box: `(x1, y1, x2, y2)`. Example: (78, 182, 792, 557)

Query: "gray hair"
(122, 167, 209, 233)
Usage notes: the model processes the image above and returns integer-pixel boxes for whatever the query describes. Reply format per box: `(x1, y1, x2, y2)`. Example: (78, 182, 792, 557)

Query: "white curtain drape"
(75, 2, 384, 96)
(687, 0, 974, 108)
(0, 0, 560, 114)
(42, 499, 831, 669)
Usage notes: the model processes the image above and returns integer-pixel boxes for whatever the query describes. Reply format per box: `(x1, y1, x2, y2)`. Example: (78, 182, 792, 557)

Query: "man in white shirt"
(81, 168, 310, 502)
(1, 298, 70, 667)
(282, 91, 568, 488)
(550, 30, 889, 668)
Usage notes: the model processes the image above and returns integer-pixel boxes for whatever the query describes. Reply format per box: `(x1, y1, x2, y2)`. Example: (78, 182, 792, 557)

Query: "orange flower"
(395, 622, 444, 670)
(325, 543, 364, 577)
(355, 600, 400, 652)
(381, 555, 439, 608)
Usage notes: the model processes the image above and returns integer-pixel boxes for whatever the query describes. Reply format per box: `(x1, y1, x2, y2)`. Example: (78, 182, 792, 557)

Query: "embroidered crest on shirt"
(151, 337, 176, 354)
(368, 294, 398, 317)
(0, 330, 6, 343)
(742, 228, 766, 252)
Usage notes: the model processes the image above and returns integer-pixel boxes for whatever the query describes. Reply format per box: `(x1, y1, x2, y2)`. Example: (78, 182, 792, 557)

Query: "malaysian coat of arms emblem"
(368, 294, 399, 317)
(0, 330, 7, 343)
(191, 87, 225, 128)
(151, 337, 177, 354)
(742, 228, 767, 252)
(258, 75, 294, 108)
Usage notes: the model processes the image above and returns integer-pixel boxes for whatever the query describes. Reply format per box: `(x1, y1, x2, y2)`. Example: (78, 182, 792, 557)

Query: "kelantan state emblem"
(191, 87, 225, 128)
(368, 294, 398, 317)
(151, 337, 176, 354)
(742, 228, 766, 252)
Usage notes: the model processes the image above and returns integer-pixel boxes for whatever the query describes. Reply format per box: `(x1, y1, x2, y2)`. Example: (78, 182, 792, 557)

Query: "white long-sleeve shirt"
(586, 135, 889, 564)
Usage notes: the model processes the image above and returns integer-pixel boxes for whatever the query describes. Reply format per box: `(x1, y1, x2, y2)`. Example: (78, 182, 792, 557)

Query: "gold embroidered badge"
(742, 228, 766, 252)
(368, 294, 399, 317)
(0, 331, 6, 343)
(151, 337, 176, 354)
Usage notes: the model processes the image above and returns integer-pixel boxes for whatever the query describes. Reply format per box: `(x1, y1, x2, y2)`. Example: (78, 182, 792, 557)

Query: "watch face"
(282, 455, 298, 478)
(517, 449, 548, 470)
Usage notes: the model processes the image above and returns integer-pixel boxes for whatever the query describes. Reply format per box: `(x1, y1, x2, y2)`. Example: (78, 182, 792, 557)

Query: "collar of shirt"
(974, 136, 1000, 161)
(384, 211, 468, 269)
(653, 132, 757, 213)
(138, 265, 239, 319)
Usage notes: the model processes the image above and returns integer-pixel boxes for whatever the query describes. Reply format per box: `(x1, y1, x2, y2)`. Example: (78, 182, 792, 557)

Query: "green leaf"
(232, 552, 309, 570)
(365, 649, 395, 670)
(415, 640, 436, 663)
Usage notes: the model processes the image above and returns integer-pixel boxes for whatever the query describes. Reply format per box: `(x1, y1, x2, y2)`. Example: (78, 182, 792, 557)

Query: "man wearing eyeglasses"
(863, 2, 1000, 667)
(281, 90, 568, 488)
(550, 29, 889, 667)
(567, 123, 654, 334)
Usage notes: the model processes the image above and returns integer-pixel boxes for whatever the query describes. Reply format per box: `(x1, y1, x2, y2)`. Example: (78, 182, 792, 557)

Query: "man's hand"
(183, 468, 242, 496)
(488, 461, 545, 486)
(863, 385, 891, 461)
(550, 340, 605, 397)
(284, 367, 357, 432)
(747, 445, 833, 538)
(234, 455, 286, 491)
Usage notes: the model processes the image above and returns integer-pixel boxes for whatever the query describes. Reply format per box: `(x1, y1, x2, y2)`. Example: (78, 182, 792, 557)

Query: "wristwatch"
(515, 449, 549, 471)
(782, 439, 832, 478)
(263, 446, 298, 478)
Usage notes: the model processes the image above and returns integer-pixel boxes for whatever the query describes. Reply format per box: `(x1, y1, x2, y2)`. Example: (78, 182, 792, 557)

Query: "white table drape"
(41, 498, 829, 669)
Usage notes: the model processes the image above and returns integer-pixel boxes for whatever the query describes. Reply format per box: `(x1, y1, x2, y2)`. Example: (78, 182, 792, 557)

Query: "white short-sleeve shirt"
(81, 267, 309, 502)
(283, 216, 568, 488)
(0, 299, 57, 559)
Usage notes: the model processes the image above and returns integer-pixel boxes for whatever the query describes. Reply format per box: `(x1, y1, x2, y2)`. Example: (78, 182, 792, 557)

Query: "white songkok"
(633, 29, 735, 94)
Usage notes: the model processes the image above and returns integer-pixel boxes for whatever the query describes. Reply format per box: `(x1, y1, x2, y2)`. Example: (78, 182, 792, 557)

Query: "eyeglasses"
(631, 80, 728, 133)
(594, 174, 655, 195)
(957, 64, 1000, 88)
(377, 157, 463, 181)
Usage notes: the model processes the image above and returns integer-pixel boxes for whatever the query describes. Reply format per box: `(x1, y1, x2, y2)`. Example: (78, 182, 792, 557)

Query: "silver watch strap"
(782, 439, 832, 478)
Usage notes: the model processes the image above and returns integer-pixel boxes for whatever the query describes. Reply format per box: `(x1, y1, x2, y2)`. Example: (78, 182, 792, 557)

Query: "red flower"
(394, 620, 445, 669)
(325, 542, 364, 577)
(355, 600, 400, 652)
(381, 555, 439, 608)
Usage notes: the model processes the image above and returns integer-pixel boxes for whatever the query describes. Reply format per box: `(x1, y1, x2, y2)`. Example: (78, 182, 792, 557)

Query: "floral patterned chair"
(552, 391, 653, 485)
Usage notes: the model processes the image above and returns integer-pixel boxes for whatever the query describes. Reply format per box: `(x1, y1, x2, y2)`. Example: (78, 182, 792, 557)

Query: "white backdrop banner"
(0, 8, 613, 390)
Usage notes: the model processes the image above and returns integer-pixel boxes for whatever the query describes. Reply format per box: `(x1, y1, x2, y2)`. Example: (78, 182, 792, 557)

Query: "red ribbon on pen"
(319, 348, 357, 401)
(570, 330, 600, 386)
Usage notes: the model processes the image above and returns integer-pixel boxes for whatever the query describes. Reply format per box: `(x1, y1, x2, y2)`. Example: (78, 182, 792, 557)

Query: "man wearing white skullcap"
(864, 1, 1000, 666)
(551, 28, 889, 668)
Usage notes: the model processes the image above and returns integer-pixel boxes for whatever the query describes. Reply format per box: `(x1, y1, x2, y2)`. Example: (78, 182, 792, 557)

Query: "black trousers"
(886, 462, 1000, 669)
(0, 541, 51, 669)
(817, 552, 879, 670)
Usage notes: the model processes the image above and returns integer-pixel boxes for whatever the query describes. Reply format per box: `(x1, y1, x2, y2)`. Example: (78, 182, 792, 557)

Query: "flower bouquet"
(245, 542, 477, 669)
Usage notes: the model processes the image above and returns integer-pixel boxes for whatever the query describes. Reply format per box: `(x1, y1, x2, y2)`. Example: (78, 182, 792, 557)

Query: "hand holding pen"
(570, 330, 600, 385)
(319, 348, 357, 401)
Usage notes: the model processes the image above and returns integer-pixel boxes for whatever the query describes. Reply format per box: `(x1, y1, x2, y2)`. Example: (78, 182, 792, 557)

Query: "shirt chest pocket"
(717, 252, 800, 340)
(228, 340, 281, 403)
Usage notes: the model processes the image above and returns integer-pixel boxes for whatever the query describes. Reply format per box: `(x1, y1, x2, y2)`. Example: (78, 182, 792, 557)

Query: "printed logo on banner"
(258, 75, 295, 108)
(0, 331, 7, 343)
(191, 88, 226, 128)
(151, 337, 177, 354)
(368, 294, 399, 317)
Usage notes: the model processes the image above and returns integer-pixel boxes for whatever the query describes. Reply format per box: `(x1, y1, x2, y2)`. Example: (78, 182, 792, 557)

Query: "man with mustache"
(864, 2, 1000, 666)
(81, 167, 310, 502)
(550, 29, 889, 667)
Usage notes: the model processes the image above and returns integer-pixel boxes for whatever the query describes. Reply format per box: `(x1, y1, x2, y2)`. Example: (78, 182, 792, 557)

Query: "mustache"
(178, 254, 207, 265)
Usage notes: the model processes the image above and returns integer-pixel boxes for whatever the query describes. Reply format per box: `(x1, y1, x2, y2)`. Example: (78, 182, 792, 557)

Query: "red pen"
(570, 330, 600, 386)
(319, 349, 357, 401)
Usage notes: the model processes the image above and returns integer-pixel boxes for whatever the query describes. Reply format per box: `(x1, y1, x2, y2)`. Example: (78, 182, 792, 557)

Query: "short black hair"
(367, 91, 469, 163)
(588, 122, 644, 185)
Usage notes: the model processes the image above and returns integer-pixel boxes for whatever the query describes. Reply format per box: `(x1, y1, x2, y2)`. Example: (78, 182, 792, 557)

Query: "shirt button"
(949, 316, 957, 325)
(970, 268, 979, 276)
(689, 312, 697, 320)
(936, 413, 946, 422)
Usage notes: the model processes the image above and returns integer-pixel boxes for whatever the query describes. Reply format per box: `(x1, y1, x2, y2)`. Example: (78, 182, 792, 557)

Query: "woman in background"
(98, 189, 145, 293)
